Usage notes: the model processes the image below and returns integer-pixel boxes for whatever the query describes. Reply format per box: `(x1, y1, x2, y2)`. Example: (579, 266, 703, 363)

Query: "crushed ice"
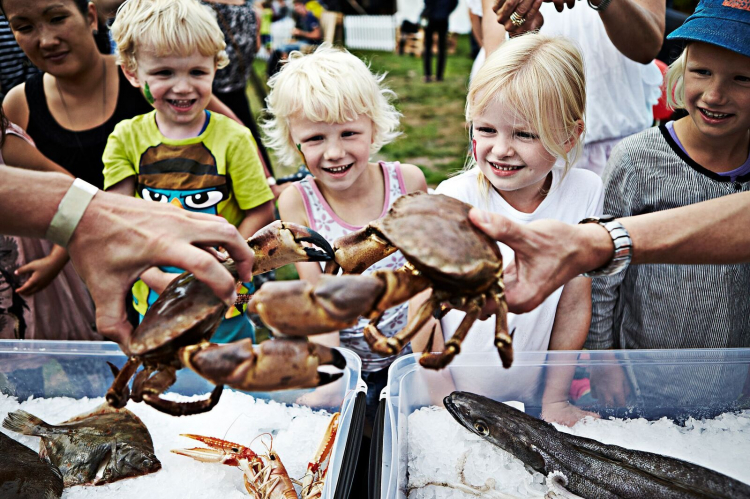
(0, 391, 335, 498)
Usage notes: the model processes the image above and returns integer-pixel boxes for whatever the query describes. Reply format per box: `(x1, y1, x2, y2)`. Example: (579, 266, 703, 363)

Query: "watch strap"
(579, 216, 632, 277)
(45, 178, 99, 247)
(587, 0, 614, 11)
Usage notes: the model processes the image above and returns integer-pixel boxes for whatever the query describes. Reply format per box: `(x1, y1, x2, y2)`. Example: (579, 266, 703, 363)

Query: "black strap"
(367, 398, 387, 499)
(334, 391, 366, 499)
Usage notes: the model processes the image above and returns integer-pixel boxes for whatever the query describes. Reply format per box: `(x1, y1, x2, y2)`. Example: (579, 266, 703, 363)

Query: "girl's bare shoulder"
(398, 163, 428, 193)
(277, 182, 309, 225)
(2, 83, 30, 130)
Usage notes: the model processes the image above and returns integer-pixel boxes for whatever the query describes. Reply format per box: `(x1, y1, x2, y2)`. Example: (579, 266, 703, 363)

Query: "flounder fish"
(444, 390, 750, 499)
(2, 403, 161, 487)
(0, 431, 63, 499)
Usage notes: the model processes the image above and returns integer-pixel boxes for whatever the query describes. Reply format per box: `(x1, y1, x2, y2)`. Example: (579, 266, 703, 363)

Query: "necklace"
(55, 58, 108, 149)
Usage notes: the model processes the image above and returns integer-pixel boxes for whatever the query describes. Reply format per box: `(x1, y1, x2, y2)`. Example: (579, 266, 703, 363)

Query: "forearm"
(622, 192, 750, 265)
(0, 168, 74, 238)
(597, 0, 665, 64)
(482, 0, 506, 55)
(548, 277, 590, 351)
(237, 202, 275, 239)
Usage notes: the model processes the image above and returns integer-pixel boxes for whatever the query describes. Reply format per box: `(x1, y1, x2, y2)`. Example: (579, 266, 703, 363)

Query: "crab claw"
(179, 338, 346, 392)
(172, 434, 257, 466)
(248, 221, 335, 276)
(247, 276, 386, 336)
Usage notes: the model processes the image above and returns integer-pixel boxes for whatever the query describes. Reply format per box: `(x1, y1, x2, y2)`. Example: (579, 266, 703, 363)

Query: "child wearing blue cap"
(587, 0, 750, 401)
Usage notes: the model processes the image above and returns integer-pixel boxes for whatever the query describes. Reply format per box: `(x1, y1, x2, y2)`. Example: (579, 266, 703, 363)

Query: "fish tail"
(2, 410, 51, 436)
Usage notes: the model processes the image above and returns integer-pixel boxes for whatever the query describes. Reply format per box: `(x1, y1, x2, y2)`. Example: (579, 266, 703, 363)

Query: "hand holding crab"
(106, 221, 344, 417)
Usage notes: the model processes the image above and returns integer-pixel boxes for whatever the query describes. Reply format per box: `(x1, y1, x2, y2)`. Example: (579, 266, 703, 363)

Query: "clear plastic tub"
(373, 349, 750, 499)
(0, 339, 365, 499)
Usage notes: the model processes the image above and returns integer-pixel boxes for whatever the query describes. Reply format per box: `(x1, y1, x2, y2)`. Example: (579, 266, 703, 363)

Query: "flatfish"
(2, 402, 161, 487)
(0, 431, 63, 498)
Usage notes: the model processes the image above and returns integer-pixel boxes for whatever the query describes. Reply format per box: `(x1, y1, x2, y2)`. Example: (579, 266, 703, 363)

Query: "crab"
(106, 221, 346, 417)
(247, 192, 512, 370)
(171, 412, 340, 499)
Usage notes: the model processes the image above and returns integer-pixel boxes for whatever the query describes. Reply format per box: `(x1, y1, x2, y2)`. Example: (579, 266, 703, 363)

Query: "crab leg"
(138, 366, 225, 416)
(105, 358, 141, 409)
(364, 294, 440, 357)
(492, 289, 514, 369)
(420, 297, 484, 370)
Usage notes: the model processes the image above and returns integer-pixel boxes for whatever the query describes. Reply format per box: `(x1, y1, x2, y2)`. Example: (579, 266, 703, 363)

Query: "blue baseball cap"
(667, 0, 750, 58)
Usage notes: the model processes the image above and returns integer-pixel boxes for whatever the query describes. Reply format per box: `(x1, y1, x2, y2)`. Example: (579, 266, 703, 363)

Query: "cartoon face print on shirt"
(137, 142, 229, 216)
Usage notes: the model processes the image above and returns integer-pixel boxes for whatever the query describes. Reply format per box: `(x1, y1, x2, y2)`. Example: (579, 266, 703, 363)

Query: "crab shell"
(374, 192, 502, 291)
(124, 261, 232, 359)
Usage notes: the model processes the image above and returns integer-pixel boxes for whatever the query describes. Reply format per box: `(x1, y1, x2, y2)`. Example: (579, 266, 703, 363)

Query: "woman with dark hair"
(0, 0, 241, 189)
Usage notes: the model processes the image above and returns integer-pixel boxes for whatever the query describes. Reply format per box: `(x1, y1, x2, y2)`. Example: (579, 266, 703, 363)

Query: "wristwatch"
(578, 215, 633, 277)
(587, 0, 614, 11)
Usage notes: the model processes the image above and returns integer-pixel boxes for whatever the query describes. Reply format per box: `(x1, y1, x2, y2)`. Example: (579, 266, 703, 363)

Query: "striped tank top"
(295, 161, 412, 371)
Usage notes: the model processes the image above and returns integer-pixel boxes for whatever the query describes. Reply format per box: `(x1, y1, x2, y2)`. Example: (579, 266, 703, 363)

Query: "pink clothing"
(0, 123, 99, 340)
(295, 161, 411, 371)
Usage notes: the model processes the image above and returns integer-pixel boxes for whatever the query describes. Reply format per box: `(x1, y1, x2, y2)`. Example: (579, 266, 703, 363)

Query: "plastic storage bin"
(371, 349, 750, 499)
(0, 339, 366, 499)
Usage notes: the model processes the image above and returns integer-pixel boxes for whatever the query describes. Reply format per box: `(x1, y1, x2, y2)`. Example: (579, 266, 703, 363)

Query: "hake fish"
(2, 403, 161, 487)
(444, 391, 750, 499)
(0, 432, 63, 499)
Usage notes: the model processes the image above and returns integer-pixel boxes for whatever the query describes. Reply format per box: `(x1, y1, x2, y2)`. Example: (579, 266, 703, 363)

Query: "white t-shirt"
(538, 5, 663, 145)
(435, 166, 604, 360)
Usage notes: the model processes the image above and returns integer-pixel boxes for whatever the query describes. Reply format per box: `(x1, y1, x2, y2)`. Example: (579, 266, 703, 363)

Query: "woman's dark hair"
(0, 106, 7, 149)
(0, 0, 112, 54)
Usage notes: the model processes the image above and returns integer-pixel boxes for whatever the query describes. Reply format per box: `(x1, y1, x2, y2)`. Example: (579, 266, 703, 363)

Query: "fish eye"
(473, 420, 489, 436)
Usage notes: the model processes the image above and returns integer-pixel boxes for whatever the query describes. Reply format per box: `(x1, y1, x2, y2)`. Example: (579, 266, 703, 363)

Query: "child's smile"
(290, 114, 374, 190)
(124, 48, 216, 138)
(682, 42, 750, 143)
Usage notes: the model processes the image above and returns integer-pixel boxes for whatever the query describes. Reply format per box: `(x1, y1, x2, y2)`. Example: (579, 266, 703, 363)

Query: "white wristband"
(45, 178, 99, 247)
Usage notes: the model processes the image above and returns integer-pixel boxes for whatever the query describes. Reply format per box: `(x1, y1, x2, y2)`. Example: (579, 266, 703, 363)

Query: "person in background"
(1, 0, 242, 190)
(266, 0, 321, 77)
(481, 0, 665, 176)
(436, 33, 602, 425)
(260, 0, 274, 50)
(466, 0, 484, 81)
(586, 0, 750, 403)
(265, 45, 433, 428)
(422, 0, 458, 82)
(200, 0, 278, 193)
(104, 0, 274, 343)
(0, 12, 38, 97)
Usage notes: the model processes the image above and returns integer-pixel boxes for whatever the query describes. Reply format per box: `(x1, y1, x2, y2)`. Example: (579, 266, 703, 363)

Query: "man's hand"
(468, 208, 612, 314)
(67, 191, 254, 344)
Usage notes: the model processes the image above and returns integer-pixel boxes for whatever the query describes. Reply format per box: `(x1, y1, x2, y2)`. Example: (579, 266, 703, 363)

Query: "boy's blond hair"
(666, 46, 688, 110)
(262, 44, 401, 167)
(465, 33, 586, 198)
(111, 0, 229, 73)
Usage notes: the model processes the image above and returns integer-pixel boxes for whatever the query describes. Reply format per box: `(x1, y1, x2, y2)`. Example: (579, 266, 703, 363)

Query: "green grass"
(249, 35, 475, 187)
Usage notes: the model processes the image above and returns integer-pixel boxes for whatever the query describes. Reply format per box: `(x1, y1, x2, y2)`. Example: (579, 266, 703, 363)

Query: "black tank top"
(24, 68, 152, 188)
